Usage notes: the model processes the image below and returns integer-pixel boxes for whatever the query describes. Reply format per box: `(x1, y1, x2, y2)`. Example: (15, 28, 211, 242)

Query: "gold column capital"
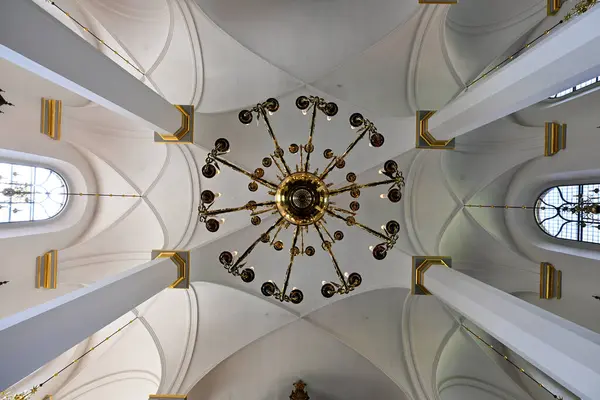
(154, 105, 195, 143)
(544, 122, 567, 157)
(540, 262, 562, 299)
(411, 256, 452, 295)
(416, 111, 455, 150)
(547, 0, 565, 15)
(41, 98, 62, 140)
(151, 250, 190, 289)
(36, 250, 58, 289)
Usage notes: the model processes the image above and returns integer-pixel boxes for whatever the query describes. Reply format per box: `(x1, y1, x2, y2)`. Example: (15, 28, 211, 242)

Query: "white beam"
(0, 0, 181, 135)
(0, 258, 175, 391)
(429, 6, 600, 140)
(426, 266, 600, 400)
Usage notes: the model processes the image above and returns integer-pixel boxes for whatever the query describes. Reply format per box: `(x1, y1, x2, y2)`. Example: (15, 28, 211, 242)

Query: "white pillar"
(428, 5, 600, 140)
(0, 258, 175, 391)
(425, 266, 600, 400)
(0, 0, 181, 135)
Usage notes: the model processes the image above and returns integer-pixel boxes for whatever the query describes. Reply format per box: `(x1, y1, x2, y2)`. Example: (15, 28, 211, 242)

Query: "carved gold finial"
(290, 380, 309, 400)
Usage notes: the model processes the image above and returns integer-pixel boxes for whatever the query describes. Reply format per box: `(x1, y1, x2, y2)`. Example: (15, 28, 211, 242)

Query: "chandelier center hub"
(276, 172, 329, 226)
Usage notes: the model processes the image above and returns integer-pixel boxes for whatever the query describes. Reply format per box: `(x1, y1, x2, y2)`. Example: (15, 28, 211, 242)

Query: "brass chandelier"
(198, 96, 404, 304)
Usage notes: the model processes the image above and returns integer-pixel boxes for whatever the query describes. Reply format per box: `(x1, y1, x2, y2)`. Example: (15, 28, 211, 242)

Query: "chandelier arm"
(326, 209, 390, 242)
(317, 220, 336, 244)
(330, 178, 396, 196)
(304, 103, 318, 172)
(280, 225, 301, 299)
(270, 154, 286, 178)
(314, 223, 350, 291)
(328, 205, 357, 216)
(320, 127, 369, 180)
(199, 201, 276, 217)
(232, 217, 285, 270)
(259, 108, 292, 175)
(251, 206, 278, 216)
(212, 154, 278, 190)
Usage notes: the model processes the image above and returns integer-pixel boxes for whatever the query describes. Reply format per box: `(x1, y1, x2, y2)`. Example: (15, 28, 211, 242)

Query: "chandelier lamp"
(198, 96, 405, 304)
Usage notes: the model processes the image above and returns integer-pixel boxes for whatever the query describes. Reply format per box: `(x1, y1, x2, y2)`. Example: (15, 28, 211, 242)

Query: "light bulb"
(250, 266, 255, 270)
(378, 169, 384, 175)
(268, 280, 274, 283)
(302, 109, 308, 116)
(351, 125, 356, 130)
(292, 287, 297, 291)
(216, 169, 221, 174)
(381, 225, 386, 231)
(268, 111, 274, 116)
(369, 143, 373, 148)
(369, 246, 374, 251)
(380, 193, 387, 199)
(232, 251, 238, 257)
(344, 272, 349, 278)
(322, 281, 327, 285)
(220, 218, 225, 224)
(327, 116, 332, 121)
(215, 192, 222, 198)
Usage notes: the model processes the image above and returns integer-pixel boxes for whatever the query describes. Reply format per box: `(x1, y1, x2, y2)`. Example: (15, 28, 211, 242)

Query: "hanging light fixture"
(198, 96, 405, 304)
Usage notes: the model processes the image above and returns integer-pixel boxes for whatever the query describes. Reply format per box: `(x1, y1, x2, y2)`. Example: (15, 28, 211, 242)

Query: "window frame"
(547, 75, 600, 101)
(0, 161, 70, 224)
(534, 184, 600, 245)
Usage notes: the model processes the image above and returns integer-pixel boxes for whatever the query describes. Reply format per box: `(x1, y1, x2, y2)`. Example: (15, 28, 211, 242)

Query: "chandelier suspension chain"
(462, 324, 564, 399)
(43, 1, 146, 76)
(1, 317, 138, 399)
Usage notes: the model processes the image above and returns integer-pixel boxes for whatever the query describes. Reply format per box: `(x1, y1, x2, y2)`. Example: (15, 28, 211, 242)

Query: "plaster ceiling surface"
(186, 288, 415, 400)
(436, 328, 533, 400)
(192, 0, 419, 83)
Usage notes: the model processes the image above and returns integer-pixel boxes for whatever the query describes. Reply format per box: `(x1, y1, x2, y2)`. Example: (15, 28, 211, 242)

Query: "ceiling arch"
(193, 0, 420, 83)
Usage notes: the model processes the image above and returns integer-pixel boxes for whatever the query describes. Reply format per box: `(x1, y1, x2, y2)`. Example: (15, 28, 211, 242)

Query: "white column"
(428, 5, 600, 140)
(425, 266, 600, 400)
(0, 258, 176, 391)
(0, 0, 181, 135)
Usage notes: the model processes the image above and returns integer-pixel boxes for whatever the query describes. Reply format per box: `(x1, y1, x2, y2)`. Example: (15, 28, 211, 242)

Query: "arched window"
(0, 162, 68, 223)
(535, 184, 600, 244)
(549, 75, 600, 99)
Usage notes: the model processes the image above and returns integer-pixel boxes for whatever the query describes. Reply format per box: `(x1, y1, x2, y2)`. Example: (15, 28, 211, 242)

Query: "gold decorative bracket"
(36, 250, 58, 289)
(411, 256, 452, 295)
(149, 395, 187, 400)
(544, 122, 567, 157)
(540, 262, 562, 299)
(41, 98, 62, 140)
(547, 0, 565, 15)
(154, 105, 195, 143)
(151, 250, 190, 289)
(418, 0, 457, 3)
(416, 111, 455, 150)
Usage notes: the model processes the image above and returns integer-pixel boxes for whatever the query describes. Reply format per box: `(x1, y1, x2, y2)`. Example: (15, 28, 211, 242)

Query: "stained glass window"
(535, 184, 600, 244)
(549, 76, 600, 99)
(0, 163, 68, 223)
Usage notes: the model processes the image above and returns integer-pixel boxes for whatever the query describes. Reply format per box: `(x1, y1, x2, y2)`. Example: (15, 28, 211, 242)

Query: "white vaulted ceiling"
(3, 0, 584, 399)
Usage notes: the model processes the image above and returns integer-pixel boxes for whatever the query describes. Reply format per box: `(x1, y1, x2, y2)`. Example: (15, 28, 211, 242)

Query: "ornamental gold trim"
(149, 396, 187, 399)
(411, 256, 452, 295)
(544, 122, 567, 157)
(36, 250, 58, 289)
(151, 250, 190, 289)
(41, 98, 62, 140)
(540, 262, 562, 299)
(416, 111, 455, 150)
(547, 0, 564, 15)
(154, 105, 195, 143)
